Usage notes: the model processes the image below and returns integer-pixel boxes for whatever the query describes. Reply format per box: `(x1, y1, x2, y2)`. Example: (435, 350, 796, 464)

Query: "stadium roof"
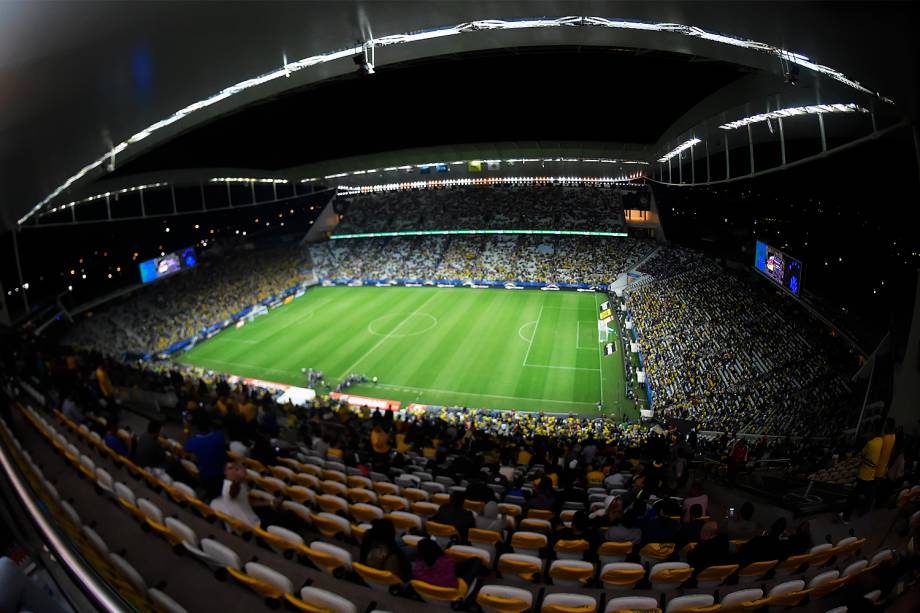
(1, 1, 917, 231)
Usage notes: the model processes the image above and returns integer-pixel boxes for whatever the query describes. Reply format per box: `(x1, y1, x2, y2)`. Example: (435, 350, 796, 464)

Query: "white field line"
(374, 382, 597, 406)
(521, 302, 545, 367)
(337, 290, 441, 379)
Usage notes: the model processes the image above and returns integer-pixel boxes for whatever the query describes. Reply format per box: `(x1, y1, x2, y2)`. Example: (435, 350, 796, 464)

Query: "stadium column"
(11, 229, 29, 314)
(776, 94, 786, 167)
(815, 78, 828, 153)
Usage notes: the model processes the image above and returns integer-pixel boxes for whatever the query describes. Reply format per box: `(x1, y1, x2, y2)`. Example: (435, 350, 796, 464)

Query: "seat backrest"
(299, 586, 357, 613)
(605, 596, 658, 613)
(808, 570, 840, 587)
(137, 498, 163, 524)
(114, 482, 135, 504)
(109, 553, 147, 593)
(149, 588, 189, 613)
(309, 541, 353, 566)
(201, 538, 241, 570)
(245, 561, 293, 595)
(720, 589, 763, 607)
(267, 525, 304, 546)
(665, 594, 714, 613)
(767, 579, 805, 597)
(542, 593, 596, 613)
(165, 517, 198, 547)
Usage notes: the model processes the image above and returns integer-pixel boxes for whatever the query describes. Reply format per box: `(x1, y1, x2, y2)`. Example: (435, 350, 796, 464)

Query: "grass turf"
(178, 286, 635, 418)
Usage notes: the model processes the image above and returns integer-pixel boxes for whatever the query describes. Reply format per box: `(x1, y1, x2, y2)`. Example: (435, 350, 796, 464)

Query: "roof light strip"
(718, 103, 868, 130)
(42, 182, 168, 216)
(335, 174, 644, 194)
(20, 16, 890, 225)
(657, 138, 701, 162)
(330, 228, 630, 239)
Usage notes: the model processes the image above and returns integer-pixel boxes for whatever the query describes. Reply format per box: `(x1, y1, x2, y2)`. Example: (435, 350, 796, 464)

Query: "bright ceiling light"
(718, 103, 868, 130)
(657, 138, 701, 162)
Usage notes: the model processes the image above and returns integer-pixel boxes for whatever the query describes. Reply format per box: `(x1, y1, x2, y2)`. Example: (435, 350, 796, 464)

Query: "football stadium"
(1, 3, 919, 612)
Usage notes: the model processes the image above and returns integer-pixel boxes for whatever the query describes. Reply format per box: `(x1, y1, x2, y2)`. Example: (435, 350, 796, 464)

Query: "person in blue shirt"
(103, 421, 129, 457)
(184, 412, 226, 500)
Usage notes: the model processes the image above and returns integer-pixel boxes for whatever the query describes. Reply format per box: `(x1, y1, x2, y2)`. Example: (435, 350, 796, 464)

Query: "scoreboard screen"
(753, 240, 803, 296)
(139, 247, 197, 284)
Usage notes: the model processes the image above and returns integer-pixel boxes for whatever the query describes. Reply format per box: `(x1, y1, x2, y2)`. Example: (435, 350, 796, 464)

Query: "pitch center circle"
(368, 312, 438, 338)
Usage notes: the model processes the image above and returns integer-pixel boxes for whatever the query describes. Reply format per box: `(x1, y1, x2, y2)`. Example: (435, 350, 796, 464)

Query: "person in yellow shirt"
(840, 427, 883, 523)
(95, 365, 114, 398)
(874, 418, 897, 508)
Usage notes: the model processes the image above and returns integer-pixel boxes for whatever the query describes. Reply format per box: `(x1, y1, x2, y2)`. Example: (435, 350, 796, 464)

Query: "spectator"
(61, 394, 84, 423)
(184, 412, 226, 499)
(737, 517, 787, 567)
(722, 501, 760, 541)
(677, 504, 706, 546)
(211, 462, 260, 528)
(359, 519, 411, 581)
(527, 477, 557, 510)
(413, 538, 459, 588)
(687, 521, 731, 574)
(103, 420, 129, 456)
(555, 511, 600, 558)
(840, 428, 883, 523)
(134, 420, 166, 469)
(431, 490, 476, 543)
(682, 482, 709, 522)
(781, 520, 813, 559)
(605, 505, 643, 545)
(642, 499, 682, 545)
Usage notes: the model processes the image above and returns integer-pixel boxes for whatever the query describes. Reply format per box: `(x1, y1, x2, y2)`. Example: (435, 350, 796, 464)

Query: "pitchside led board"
(753, 240, 803, 297)
(139, 247, 197, 284)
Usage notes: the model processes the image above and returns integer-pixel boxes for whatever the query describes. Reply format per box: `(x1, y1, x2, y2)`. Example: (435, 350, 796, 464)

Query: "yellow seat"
(347, 488, 376, 504)
(511, 531, 548, 554)
(498, 554, 542, 582)
(373, 481, 400, 496)
(464, 499, 486, 513)
(598, 541, 634, 562)
(639, 542, 675, 563)
(309, 512, 349, 538)
(470, 528, 503, 546)
(738, 559, 778, 582)
(410, 579, 469, 604)
(302, 545, 348, 575)
(600, 562, 645, 589)
(226, 563, 291, 600)
(695, 564, 739, 588)
(807, 544, 834, 568)
(432, 493, 451, 506)
(773, 553, 809, 576)
(379, 495, 409, 512)
(350, 504, 383, 522)
(426, 521, 460, 539)
(476, 585, 533, 613)
(554, 539, 589, 557)
(412, 502, 440, 518)
(353, 561, 402, 588)
(498, 503, 523, 517)
(403, 488, 429, 503)
(520, 518, 552, 534)
(548, 560, 594, 585)
(527, 509, 554, 520)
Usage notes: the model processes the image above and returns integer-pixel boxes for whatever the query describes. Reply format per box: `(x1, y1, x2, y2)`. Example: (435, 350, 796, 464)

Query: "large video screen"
(139, 247, 197, 284)
(753, 240, 803, 296)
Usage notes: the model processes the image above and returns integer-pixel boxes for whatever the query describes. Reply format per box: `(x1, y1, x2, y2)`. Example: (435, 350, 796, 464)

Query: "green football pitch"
(177, 286, 635, 418)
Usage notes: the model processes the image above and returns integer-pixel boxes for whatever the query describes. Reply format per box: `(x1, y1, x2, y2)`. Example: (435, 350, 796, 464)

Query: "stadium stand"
(0, 339, 916, 612)
(624, 248, 858, 437)
(333, 185, 632, 234)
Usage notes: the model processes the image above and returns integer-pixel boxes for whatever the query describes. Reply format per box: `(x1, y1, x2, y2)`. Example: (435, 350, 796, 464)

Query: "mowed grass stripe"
(179, 286, 632, 415)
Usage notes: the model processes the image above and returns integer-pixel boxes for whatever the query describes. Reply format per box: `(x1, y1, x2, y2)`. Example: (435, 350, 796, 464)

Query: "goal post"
(598, 319, 611, 342)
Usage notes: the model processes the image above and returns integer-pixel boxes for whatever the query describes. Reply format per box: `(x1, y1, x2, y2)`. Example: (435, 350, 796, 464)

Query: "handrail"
(0, 418, 125, 612)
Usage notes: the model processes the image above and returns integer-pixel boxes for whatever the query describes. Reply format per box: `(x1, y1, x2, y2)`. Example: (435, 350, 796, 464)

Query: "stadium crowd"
(334, 185, 632, 234)
(624, 249, 856, 437)
(310, 235, 654, 286)
(64, 243, 308, 357)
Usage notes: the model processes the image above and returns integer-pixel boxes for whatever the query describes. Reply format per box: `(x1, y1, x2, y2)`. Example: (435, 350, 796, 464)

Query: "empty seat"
(598, 541, 633, 564)
(347, 487, 378, 504)
(600, 562, 645, 591)
(289, 586, 357, 613)
(764, 579, 808, 607)
(773, 553, 810, 576)
(541, 593, 596, 613)
(259, 525, 305, 556)
(476, 585, 533, 613)
(426, 520, 460, 547)
(350, 503, 385, 522)
(808, 543, 835, 568)
(149, 588, 189, 613)
(286, 485, 316, 505)
(317, 494, 349, 514)
(410, 578, 471, 605)
(548, 559, 595, 587)
(446, 545, 491, 566)
(228, 561, 293, 600)
(719, 588, 765, 611)
(605, 596, 658, 613)
(554, 539, 589, 560)
(498, 553, 543, 583)
(108, 553, 147, 594)
(200, 538, 241, 570)
(511, 531, 548, 557)
(665, 595, 714, 613)
(310, 512, 350, 538)
(353, 561, 402, 590)
(808, 570, 842, 598)
(649, 562, 691, 591)
(696, 564, 739, 589)
(639, 542, 676, 565)
(387, 511, 423, 534)
(738, 559, 777, 584)
(304, 541, 352, 576)
(379, 495, 410, 512)
(320, 480, 348, 496)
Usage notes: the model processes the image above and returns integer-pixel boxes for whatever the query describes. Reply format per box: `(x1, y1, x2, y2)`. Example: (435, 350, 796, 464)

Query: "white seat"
(137, 498, 164, 524)
(109, 553, 147, 593)
(843, 560, 868, 577)
(666, 594, 714, 613)
(299, 586, 357, 613)
(477, 585, 533, 613)
(542, 593, 595, 613)
(165, 517, 198, 547)
(267, 525, 304, 549)
(350, 503, 384, 521)
(388, 510, 423, 534)
(114, 482, 135, 505)
(60, 501, 81, 526)
(446, 545, 491, 566)
(149, 588, 189, 613)
(808, 570, 841, 591)
(870, 549, 894, 566)
(172, 481, 197, 500)
(81, 526, 109, 556)
(649, 561, 691, 592)
(548, 559, 595, 587)
(281, 500, 313, 523)
(79, 454, 95, 473)
(825, 608, 847, 613)
(200, 538, 241, 570)
(95, 468, 114, 492)
(720, 589, 763, 608)
(309, 541, 353, 571)
(767, 579, 806, 598)
(605, 596, 658, 613)
(244, 561, 293, 595)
